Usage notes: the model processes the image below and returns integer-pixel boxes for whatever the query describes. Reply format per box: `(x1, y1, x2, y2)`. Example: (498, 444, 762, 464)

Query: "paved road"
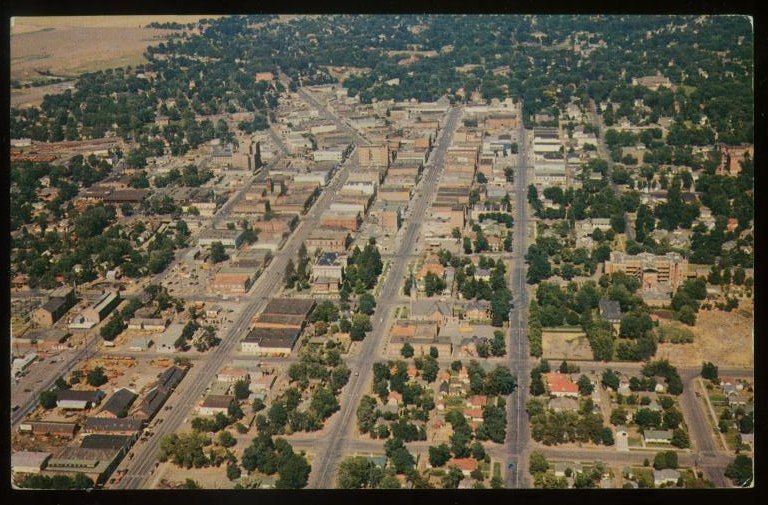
(112, 138, 359, 490)
(211, 153, 285, 228)
(267, 124, 290, 156)
(11, 336, 100, 427)
(505, 108, 532, 488)
(306, 106, 462, 488)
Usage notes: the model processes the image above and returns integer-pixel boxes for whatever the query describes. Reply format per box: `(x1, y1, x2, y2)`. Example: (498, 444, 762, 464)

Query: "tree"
(86, 367, 108, 387)
(40, 390, 58, 409)
(577, 375, 594, 396)
(529, 451, 549, 474)
(254, 141, 263, 169)
(276, 452, 311, 489)
(671, 429, 690, 448)
(17, 473, 94, 489)
(100, 313, 125, 341)
(252, 397, 266, 413)
(218, 430, 237, 448)
(389, 447, 415, 474)
(601, 369, 620, 391)
(210, 242, 228, 263)
(678, 305, 697, 326)
(428, 444, 451, 467)
(442, 467, 464, 489)
(337, 456, 379, 489)
(653, 451, 678, 470)
(158, 432, 210, 469)
(226, 462, 241, 481)
(724, 455, 753, 486)
(241, 433, 276, 473)
(424, 271, 447, 296)
(701, 362, 719, 383)
(233, 380, 250, 400)
(400, 342, 414, 358)
(350, 313, 372, 341)
(358, 293, 376, 315)
(311, 300, 339, 323)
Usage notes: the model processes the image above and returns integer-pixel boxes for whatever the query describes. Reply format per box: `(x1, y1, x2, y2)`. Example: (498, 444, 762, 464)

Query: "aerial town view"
(8, 14, 754, 491)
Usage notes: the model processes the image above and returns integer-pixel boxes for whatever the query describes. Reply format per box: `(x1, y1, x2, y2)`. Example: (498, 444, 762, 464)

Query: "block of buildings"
(306, 228, 350, 254)
(320, 210, 361, 232)
(358, 144, 390, 168)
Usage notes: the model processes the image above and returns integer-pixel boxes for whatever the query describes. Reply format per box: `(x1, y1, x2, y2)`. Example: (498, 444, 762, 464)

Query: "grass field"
(655, 308, 753, 368)
(10, 16, 223, 86)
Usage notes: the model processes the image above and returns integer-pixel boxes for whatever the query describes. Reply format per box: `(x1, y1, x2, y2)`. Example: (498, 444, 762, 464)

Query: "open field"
(11, 80, 76, 109)
(655, 307, 754, 368)
(10, 16, 223, 83)
(10, 15, 221, 34)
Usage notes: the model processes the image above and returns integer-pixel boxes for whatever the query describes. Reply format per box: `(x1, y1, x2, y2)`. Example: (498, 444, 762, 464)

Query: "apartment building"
(603, 251, 690, 293)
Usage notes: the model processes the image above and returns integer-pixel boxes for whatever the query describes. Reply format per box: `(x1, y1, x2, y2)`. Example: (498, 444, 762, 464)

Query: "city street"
(505, 107, 532, 488)
(306, 106, 462, 488)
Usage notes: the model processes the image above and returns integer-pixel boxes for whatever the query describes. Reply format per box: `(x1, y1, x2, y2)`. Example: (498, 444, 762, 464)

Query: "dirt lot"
(542, 329, 593, 360)
(10, 16, 223, 84)
(655, 306, 754, 368)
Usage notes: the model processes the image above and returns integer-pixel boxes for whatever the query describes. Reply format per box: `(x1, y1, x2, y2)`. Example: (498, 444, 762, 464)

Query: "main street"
(112, 90, 360, 489)
(306, 106, 462, 488)
(505, 106, 532, 488)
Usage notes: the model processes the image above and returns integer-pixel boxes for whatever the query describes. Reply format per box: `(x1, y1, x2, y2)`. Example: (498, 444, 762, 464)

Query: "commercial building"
(56, 389, 105, 410)
(18, 421, 77, 438)
(96, 388, 137, 419)
(212, 267, 255, 294)
(306, 228, 350, 253)
(313, 148, 346, 163)
(241, 327, 302, 356)
(127, 318, 168, 332)
(155, 323, 184, 353)
(197, 228, 244, 249)
(45, 446, 123, 485)
(70, 291, 121, 329)
(132, 366, 186, 422)
(32, 286, 76, 327)
(370, 201, 402, 233)
(198, 395, 235, 416)
(82, 417, 143, 435)
(320, 210, 361, 232)
(11, 451, 51, 475)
